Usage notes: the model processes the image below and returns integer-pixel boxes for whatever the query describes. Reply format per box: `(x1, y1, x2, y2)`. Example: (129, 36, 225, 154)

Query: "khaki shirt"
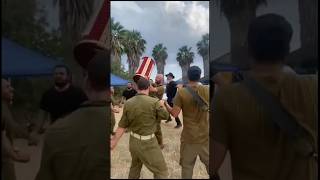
(213, 72, 318, 180)
(118, 93, 169, 135)
(150, 84, 165, 100)
(173, 84, 209, 144)
(36, 101, 109, 180)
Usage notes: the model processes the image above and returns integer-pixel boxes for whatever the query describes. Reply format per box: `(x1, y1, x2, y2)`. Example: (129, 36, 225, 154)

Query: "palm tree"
(152, 43, 168, 74)
(54, 0, 97, 42)
(53, 0, 98, 86)
(111, 17, 125, 63)
(177, 46, 194, 83)
(122, 30, 146, 75)
(197, 33, 209, 78)
(298, 0, 318, 59)
(215, 0, 266, 68)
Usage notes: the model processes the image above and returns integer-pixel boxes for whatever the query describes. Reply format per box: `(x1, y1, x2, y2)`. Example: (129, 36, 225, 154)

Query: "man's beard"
(55, 81, 68, 88)
(155, 80, 162, 85)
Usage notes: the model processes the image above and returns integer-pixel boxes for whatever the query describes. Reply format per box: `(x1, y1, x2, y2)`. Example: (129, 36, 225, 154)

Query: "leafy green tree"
(152, 43, 168, 75)
(196, 34, 209, 78)
(177, 46, 194, 83)
(215, 0, 266, 68)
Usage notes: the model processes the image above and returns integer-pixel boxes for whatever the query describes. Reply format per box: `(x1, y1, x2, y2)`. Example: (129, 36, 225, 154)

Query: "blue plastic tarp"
(2, 37, 61, 78)
(111, 74, 128, 86)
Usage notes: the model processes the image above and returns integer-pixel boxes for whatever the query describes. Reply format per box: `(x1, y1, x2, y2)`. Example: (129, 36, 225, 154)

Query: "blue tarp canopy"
(111, 74, 128, 86)
(2, 37, 61, 78)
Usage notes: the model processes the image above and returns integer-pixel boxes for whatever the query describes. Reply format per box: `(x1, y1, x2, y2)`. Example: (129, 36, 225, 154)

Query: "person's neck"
(188, 81, 199, 87)
(137, 89, 149, 95)
(86, 91, 108, 102)
(251, 62, 284, 75)
(55, 83, 71, 92)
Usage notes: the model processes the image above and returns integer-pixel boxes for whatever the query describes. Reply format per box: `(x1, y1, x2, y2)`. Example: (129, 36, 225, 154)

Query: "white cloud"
(111, 1, 208, 79)
(112, 1, 143, 14)
(185, 2, 209, 34)
(164, 1, 209, 35)
(164, 1, 186, 15)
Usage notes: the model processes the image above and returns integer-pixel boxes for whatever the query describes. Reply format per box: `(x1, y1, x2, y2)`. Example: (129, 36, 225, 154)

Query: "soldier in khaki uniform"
(149, 74, 165, 149)
(111, 77, 169, 179)
(110, 86, 119, 135)
(213, 14, 318, 180)
(165, 66, 209, 178)
(2, 79, 31, 180)
(36, 50, 110, 180)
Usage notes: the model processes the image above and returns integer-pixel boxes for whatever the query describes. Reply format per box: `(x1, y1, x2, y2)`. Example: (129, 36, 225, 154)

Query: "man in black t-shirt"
(38, 65, 88, 130)
(121, 82, 137, 102)
(165, 72, 182, 128)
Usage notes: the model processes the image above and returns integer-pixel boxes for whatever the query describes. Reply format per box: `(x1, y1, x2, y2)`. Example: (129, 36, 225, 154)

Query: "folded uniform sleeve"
(118, 103, 130, 128)
(156, 101, 169, 122)
(173, 90, 183, 109)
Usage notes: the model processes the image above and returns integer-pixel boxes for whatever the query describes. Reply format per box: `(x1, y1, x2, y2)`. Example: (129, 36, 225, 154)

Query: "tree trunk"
(133, 56, 140, 75)
(203, 55, 209, 78)
(156, 61, 164, 75)
(181, 64, 190, 84)
(299, 0, 318, 59)
(127, 56, 134, 76)
(227, 3, 256, 69)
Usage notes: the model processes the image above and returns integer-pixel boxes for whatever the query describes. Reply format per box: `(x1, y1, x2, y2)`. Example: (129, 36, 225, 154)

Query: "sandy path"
(12, 107, 233, 180)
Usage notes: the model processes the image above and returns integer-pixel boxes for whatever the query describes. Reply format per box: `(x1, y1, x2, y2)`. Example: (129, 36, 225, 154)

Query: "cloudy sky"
(111, 1, 209, 80)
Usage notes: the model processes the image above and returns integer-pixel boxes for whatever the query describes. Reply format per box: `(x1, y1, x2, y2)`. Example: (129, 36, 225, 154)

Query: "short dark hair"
(188, 66, 201, 81)
(54, 64, 71, 75)
(86, 49, 109, 91)
(247, 13, 293, 62)
(136, 77, 150, 90)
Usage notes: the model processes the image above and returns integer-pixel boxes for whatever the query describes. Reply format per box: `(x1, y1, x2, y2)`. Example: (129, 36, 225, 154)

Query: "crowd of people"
(111, 65, 209, 179)
(1, 13, 317, 180)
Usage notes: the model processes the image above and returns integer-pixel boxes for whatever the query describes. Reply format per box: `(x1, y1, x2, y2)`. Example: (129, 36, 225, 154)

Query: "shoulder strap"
(185, 86, 209, 111)
(242, 73, 315, 156)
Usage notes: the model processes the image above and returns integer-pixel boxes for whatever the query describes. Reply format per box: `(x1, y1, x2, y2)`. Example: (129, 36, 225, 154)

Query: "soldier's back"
(36, 102, 109, 180)
(174, 84, 209, 143)
(213, 72, 317, 180)
(122, 94, 161, 136)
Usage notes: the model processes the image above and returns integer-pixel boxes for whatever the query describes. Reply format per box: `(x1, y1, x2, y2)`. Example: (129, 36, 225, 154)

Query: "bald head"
(155, 74, 164, 85)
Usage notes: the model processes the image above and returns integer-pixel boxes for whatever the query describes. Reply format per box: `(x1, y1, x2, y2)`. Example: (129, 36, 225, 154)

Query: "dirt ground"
(12, 106, 233, 180)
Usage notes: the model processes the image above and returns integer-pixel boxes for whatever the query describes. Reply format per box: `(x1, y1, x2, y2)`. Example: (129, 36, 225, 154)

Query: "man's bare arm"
(164, 102, 181, 118)
(111, 127, 126, 150)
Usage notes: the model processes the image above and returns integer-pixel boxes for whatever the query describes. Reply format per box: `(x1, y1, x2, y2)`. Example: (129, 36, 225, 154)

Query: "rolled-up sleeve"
(173, 90, 182, 109)
(118, 104, 129, 128)
(156, 102, 169, 122)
